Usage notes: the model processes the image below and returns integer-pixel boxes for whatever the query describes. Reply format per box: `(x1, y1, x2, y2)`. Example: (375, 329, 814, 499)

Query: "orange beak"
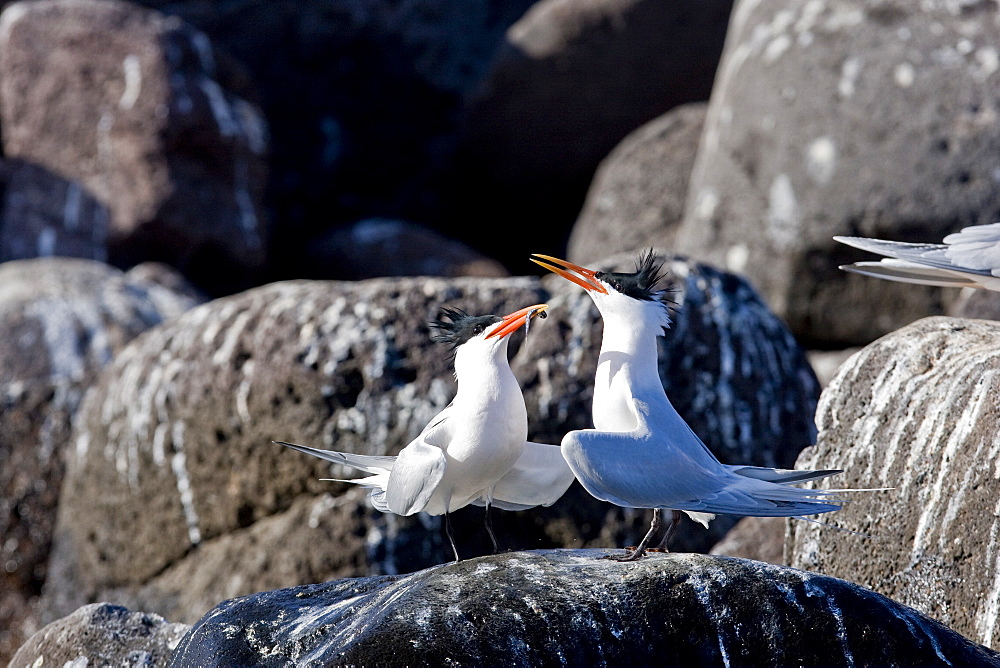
(530, 254, 608, 294)
(485, 303, 549, 339)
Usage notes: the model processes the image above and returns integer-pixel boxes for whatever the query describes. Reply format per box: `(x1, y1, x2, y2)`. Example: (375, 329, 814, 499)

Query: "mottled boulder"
(10, 603, 188, 668)
(303, 218, 508, 280)
(452, 0, 733, 266)
(0, 0, 269, 296)
(514, 249, 822, 553)
(675, 0, 1000, 346)
(171, 550, 998, 667)
(0, 258, 201, 663)
(788, 317, 1000, 650)
(0, 159, 111, 264)
(568, 103, 707, 265)
(42, 277, 549, 625)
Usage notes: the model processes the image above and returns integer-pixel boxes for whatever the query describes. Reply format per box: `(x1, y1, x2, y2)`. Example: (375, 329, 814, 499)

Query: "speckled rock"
(452, 0, 733, 267)
(675, 0, 1000, 346)
(514, 249, 822, 553)
(170, 550, 999, 667)
(568, 103, 707, 265)
(41, 277, 549, 626)
(0, 0, 269, 296)
(0, 257, 201, 664)
(0, 158, 111, 264)
(303, 218, 508, 280)
(9, 603, 188, 668)
(788, 317, 1000, 650)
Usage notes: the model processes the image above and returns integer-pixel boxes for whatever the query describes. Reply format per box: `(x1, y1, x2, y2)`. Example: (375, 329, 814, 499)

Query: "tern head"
(530, 250, 672, 331)
(430, 303, 549, 362)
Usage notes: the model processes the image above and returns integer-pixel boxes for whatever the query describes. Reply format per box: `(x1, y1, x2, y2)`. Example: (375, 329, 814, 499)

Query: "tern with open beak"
(277, 303, 575, 561)
(835, 222, 1000, 290)
(532, 251, 853, 561)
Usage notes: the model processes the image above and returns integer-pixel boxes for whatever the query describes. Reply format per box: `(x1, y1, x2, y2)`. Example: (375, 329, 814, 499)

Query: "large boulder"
(9, 603, 188, 668)
(451, 0, 733, 267)
(0, 0, 269, 296)
(567, 102, 707, 265)
(675, 0, 1000, 346)
(788, 317, 1000, 650)
(171, 550, 999, 667)
(41, 276, 550, 626)
(0, 258, 202, 663)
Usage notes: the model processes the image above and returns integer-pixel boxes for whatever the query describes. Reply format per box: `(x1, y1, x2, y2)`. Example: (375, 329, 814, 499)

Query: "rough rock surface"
(568, 103, 707, 265)
(513, 249, 822, 555)
(675, 0, 1000, 346)
(709, 516, 786, 565)
(9, 603, 189, 668)
(452, 0, 733, 266)
(0, 0, 269, 296)
(0, 158, 111, 264)
(42, 277, 549, 625)
(788, 317, 1000, 650)
(0, 258, 202, 662)
(303, 218, 508, 281)
(171, 550, 999, 667)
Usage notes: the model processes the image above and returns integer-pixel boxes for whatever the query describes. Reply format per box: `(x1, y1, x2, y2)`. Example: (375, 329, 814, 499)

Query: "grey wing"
(471, 441, 576, 510)
(942, 222, 1000, 274)
(729, 465, 841, 485)
(838, 259, 985, 288)
(384, 418, 450, 516)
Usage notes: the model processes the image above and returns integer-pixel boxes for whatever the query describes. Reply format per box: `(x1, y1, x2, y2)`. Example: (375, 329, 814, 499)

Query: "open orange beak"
(530, 254, 608, 294)
(485, 303, 549, 339)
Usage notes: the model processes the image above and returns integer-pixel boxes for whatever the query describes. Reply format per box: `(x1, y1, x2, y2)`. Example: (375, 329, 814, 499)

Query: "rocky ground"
(4, 0, 1000, 665)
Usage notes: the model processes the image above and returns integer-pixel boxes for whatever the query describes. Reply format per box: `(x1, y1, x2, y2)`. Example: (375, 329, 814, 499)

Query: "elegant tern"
(277, 303, 575, 561)
(835, 222, 1000, 290)
(531, 251, 851, 560)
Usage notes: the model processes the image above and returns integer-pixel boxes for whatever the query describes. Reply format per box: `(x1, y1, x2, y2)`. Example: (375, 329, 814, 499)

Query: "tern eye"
(473, 324, 485, 335)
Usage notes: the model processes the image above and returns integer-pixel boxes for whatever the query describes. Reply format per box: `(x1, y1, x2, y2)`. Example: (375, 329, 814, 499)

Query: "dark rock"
(709, 516, 786, 565)
(0, 0, 269, 296)
(0, 257, 201, 664)
(171, 550, 999, 667)
(41, 276, 550, 625)
(132, 0, 538, 279)
(0, 158, 111, 264)
(513, 249, 821, 554)
(453, 0, 733, 265)
(568, 102, 707, 265)
(10, 603, 188, 668)
(675, 1, 1000, 346)
(788, 317, 1000, 650)
(305, 218, 508, 280)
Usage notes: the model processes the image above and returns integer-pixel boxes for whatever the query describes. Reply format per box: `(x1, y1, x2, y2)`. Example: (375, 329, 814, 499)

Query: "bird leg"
(484, 501, 500, 553)
(651, 510, 682, 552)
(445, 510, 460, 562)
(616, 508, 663, 561)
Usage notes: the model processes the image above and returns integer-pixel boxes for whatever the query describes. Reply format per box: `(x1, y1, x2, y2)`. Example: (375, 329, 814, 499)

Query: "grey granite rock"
(788, 316, 1000, 650)
(675, 0, 1000, 346)
(0, 257, 202, 663)
(170, 550, 1000, 667)
(9, 603, 188, 668)
(0, 0, 269, 296)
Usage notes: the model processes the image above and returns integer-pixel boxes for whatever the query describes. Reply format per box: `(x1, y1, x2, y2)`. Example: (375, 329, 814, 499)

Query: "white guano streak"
(170, 420, 201, 545)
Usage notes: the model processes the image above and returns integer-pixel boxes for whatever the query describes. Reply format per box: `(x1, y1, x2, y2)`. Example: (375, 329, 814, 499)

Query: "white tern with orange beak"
(532, 251, 853, 561)
(278, 303, 575, 561)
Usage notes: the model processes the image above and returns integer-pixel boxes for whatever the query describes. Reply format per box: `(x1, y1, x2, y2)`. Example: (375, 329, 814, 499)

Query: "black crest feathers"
(429, 307, 502, 350)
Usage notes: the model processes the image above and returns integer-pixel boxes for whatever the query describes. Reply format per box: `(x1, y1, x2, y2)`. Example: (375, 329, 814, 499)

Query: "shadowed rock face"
(170, 550, 999, 667)
(788, 316, 1000, 651)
